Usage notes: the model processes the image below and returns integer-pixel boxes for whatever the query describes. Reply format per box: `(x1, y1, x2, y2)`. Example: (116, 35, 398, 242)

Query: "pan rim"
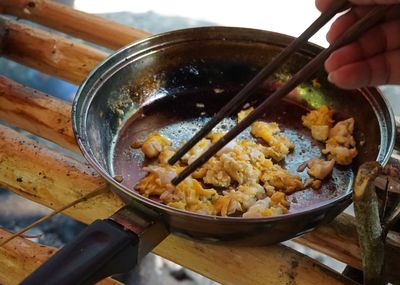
(72, 26, 395, 223)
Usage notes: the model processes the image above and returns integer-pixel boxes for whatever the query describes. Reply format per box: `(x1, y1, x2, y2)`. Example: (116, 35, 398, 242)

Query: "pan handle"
(20, 204, 169, 285)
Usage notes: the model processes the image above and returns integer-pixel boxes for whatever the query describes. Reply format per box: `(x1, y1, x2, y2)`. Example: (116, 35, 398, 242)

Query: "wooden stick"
(353, 162, 385, 285)
(0, 184, 108, 247)
(0, 76, 79, 152)
(0, 228, 122, 285)
(0, 18, 108, 84)
(0, 124, 356, 285)
(0, 0, 150, 50)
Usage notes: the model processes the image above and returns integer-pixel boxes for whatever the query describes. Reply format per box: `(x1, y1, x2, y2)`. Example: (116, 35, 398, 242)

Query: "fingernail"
(327, 73, 334, 84)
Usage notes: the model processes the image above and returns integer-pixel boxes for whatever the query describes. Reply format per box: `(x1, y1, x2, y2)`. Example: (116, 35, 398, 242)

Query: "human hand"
(315, 0, 400, 89)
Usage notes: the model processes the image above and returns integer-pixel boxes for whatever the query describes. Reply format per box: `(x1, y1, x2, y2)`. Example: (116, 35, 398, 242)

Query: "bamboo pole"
(0, 228, 122, 285)
(0, 76, 79, 152)
(0, 0, 150, 50)
(353, 162, 385, 285)
(0, 19, 108, 84)
(0, 125, 124, 224)
(0, 124, 355, 285)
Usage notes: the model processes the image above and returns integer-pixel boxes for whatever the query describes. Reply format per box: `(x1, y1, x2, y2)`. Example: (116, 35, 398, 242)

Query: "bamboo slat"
(0, 125, 123, 224)
(0, 228, 122, 285)
(0, 0, 150, 50)
(0, 124, 354, 285)
(0, 76, 79, 152)
(0, 19, 108, 84)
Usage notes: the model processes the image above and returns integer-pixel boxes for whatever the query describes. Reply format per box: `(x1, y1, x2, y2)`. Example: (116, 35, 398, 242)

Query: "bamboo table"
(0, 1, 399, 284)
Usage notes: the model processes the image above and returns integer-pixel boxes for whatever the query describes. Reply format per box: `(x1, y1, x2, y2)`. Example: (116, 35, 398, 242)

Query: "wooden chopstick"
(168, 0, 349, 166)
(171, 4, 391, 185)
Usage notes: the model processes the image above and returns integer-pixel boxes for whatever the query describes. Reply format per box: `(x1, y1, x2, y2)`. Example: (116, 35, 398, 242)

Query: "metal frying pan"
(22, 27, 395, 285)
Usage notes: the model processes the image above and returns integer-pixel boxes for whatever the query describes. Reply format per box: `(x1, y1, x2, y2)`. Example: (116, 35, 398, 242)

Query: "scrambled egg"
(141, 132, 171, 158)
(135, 118, 301, 217)
(237, 107, 254, 122)
(135, 105, 357, 217)
(251, 121, 294, 160)
(302, 105, 334, 142)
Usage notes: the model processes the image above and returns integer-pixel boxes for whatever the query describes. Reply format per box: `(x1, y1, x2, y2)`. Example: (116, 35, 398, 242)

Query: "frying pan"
(22, 27, 396, 284)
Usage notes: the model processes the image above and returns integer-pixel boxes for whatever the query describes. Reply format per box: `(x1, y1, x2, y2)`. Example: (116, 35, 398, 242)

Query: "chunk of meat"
(141, 133, 171, 158)
(323, 118, 358, 165)
(327, 118, 356, 147)
(307, 159, 335, 180)
(323, 144, 358, 166)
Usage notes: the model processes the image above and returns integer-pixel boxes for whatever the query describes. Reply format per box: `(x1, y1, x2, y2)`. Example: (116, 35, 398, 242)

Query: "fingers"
(316, 0, 400, 12)
(326, 5, 400, 43)
(326, 19, 400, 71)
(326, 6, 372, 43)
(327, 49, 400, 89)
(316, 0, 337, 12)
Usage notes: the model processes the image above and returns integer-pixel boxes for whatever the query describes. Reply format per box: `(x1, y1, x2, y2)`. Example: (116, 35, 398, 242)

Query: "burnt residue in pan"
(112, 84, 353, 215)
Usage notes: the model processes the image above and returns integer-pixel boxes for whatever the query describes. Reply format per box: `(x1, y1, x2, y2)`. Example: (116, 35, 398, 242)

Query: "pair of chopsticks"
(169, 1, 391, 185)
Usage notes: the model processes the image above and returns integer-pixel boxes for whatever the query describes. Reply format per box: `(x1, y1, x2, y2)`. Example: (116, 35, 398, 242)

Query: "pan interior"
(111, 87, 354, 213)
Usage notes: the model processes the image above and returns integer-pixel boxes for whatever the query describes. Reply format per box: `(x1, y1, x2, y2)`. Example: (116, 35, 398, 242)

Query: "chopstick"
(171, 4, 391, 186)
(168, 0, 349, 166)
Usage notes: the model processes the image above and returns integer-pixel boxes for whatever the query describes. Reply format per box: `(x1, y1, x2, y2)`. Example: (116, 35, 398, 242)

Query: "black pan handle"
(21, 204, 169, 285)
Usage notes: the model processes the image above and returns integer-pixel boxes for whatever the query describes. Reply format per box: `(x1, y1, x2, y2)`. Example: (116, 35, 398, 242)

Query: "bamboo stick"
(353, 162, 385, 285)
(0, 124, 354, 285)
(0, 18, 108, 84)
(0, 0, 150, 50)
(0, 76, 79, 152)
(0, 228, 122, 285)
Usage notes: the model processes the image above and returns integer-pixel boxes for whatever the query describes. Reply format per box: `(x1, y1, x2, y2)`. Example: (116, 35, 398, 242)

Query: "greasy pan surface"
(73, 27, 395, 244)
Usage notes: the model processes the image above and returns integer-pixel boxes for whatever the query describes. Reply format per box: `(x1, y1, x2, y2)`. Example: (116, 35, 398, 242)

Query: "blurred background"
(0, 1, 399, 284)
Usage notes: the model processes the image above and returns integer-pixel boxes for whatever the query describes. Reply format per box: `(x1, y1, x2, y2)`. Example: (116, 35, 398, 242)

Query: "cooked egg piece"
(251, 121, 294, 157)
(141, 132, 171, 158)
(260, 165, 303, 194)
(181, 138, 212, 165)
(311, 125, 330, 142)
(302, 105, 334, 129)
(237, 107, 254, 122)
